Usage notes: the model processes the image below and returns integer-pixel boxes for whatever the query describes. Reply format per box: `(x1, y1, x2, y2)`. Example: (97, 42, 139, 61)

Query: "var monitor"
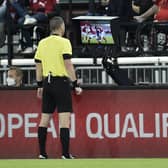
(80, 20, 114, 45)
(73, 16, 118, 45)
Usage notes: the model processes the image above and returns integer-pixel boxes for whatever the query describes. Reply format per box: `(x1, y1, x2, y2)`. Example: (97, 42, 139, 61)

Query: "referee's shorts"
(42, 76, 73, 113)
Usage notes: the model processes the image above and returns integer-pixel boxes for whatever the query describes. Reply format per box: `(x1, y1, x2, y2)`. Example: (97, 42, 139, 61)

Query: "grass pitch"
(82, 35, 114, 44)
(0, 159, 168, 168)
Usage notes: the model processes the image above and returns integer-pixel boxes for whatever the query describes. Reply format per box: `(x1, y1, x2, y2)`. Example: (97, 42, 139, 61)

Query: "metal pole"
(88, 0, 96, 15)
(69, 0, 72, 26)
(6, 0, 13, 66)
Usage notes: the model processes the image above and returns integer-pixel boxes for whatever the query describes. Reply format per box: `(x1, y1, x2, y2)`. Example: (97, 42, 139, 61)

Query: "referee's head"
(49, 16, 65, 36)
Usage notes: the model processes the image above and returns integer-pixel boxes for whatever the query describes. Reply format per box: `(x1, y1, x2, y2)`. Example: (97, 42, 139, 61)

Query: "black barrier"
(1, 84, 168, 90)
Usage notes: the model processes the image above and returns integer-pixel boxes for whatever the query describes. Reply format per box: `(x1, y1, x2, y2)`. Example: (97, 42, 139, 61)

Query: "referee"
(34, 16, 82, 159)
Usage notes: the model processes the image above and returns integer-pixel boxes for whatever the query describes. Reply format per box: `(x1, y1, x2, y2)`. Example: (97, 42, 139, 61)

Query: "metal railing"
(76, 64, 168, 85)
(0, 57, 168, 86)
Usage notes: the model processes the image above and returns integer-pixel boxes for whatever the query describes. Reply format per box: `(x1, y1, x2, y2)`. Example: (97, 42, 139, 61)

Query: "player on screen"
(87, 24, 97, 43)
(95, 25, 107, 44)
(82, 24, 90, 41)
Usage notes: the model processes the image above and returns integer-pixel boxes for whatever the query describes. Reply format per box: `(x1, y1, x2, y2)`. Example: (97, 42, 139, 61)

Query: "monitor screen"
(80, 20, 114, 45)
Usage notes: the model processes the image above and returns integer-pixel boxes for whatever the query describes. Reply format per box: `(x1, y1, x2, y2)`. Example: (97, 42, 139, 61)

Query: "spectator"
(107, 0, 135, 20)
(132, 0, 154, 52)
(87, 0, 109, 16)
(9, 0, 31, 25)
(10, 0, 60, 25)
(134, 0, 168, 22)
(0, 0, 6, 47)
(25, 0, 60, 25)
(106, 0, 137, 52)
(132, 0, 154, 15)
(0, 0, 6, 21)
(10, 0, 60, 53)
(6, 66, 23, 87)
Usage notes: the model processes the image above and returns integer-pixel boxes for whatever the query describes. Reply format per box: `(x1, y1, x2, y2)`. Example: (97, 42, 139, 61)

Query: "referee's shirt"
(34, 35, 72, 77)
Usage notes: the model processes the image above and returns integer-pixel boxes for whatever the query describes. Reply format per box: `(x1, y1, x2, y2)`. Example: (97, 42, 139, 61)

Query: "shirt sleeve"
(34, 43, 42, 62)
(62, 39, 72, 55)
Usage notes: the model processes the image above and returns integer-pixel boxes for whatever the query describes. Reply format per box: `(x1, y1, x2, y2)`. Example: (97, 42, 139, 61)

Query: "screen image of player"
(80, 20, 114, 45)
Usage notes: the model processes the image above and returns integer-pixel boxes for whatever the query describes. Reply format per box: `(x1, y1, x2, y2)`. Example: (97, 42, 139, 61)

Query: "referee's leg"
(59, 112, 71, 158)
(38, 113, 52, 158)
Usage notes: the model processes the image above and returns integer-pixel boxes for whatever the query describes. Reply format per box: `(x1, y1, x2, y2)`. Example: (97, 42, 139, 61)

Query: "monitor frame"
(72, 16, 119, 46)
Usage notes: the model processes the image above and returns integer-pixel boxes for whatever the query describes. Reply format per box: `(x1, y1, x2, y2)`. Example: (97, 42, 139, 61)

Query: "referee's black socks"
(60, 128, 70, 157)
(38, 127, 48, 156)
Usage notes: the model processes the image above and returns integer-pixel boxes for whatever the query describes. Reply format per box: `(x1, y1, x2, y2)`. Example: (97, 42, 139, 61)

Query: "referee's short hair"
(49, 16, 64, 32)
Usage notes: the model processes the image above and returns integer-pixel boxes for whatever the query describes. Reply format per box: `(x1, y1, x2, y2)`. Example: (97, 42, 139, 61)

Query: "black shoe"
(61, 154, 75, 159)
(38, 154, 48, 159)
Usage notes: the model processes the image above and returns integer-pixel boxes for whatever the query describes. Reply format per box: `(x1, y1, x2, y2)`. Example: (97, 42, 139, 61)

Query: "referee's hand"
(72, 80, 82, 95)
(75, 87, 83, 95)
(37, 88, 43, 99)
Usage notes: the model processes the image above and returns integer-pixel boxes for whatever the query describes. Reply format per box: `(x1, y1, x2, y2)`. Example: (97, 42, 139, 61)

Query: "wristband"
(37, 81, 43, 87)
(72, 80, 80, 89)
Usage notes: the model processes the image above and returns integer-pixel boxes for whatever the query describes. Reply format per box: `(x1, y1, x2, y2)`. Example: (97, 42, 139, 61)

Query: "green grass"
(0, 159, 168, 168)
(82, 35, 114, 44)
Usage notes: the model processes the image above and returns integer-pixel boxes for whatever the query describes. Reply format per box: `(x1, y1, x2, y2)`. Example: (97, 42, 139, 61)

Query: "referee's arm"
(36, 63, 43, 81)
(64, 57, 82, 95)
(35, 61, 43, 83)
(63, 56, 77, 82)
